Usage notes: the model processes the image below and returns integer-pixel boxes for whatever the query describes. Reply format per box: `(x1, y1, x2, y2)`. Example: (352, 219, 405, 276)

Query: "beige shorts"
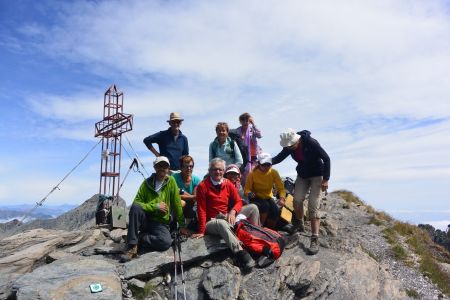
(293, 176, 323, 220)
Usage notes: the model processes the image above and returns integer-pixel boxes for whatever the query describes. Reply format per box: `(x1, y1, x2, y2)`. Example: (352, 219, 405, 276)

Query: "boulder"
(123, 235, 229, 280)
(202, 261, 241, 300)
(12, 256, 121, 300)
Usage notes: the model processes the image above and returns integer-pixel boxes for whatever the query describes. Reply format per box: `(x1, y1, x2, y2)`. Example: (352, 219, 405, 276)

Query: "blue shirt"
(172, 173, 201, 194)
(143, 128, 189, 170)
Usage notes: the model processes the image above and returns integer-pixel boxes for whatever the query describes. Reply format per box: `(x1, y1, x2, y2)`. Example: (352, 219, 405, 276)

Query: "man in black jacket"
(272, 129, 330, 255)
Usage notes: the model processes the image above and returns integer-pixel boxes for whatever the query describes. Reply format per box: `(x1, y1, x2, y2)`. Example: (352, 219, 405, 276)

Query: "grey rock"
(46, 249, 76, 263)
(128, 278, 146, 290)
(202, 261, 241, 300)
(280, 260, 320, 292)
(108, 228, 127, 243)
(0, 229, 87, 299)
(321, 218, 338, 237)
(123, 235, 229, 280)
(12, 256, 121, 300)
(66, 229, 102, 253)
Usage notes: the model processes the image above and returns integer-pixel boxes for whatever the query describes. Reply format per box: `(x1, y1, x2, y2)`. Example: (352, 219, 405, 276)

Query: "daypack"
(235, 219, 286, 259)
(96, 194, 113, 225)
(212, 133, 249, 173)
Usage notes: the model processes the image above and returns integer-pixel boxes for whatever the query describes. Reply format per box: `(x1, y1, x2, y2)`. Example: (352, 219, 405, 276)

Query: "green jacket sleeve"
(133, 181, 158, 213)
(169, 177, 185, 227)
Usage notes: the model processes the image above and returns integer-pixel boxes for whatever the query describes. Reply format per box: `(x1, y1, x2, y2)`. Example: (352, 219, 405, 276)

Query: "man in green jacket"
(121, 156, 187, 263)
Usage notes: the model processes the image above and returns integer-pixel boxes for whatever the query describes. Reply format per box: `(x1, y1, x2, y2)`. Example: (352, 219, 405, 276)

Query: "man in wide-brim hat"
(143, 112, 189, 171)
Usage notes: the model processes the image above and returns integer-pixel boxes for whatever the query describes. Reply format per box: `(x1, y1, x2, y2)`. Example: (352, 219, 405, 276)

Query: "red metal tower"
(95, 84, 133, 202)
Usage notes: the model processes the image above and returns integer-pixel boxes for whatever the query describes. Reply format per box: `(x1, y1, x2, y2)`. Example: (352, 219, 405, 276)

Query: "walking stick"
(171, 221, 187, 300)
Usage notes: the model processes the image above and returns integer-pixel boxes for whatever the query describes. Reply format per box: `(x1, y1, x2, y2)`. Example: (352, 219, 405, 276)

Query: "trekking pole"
(176, 228, 187, 300)
(118, 158, 138, 194)
(171, 222, 187, 300)
(172, 235, 179, 300)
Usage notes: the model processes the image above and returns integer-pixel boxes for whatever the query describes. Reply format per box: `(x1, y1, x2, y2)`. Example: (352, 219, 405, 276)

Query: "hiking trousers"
(205, 204, 260, 254)
(127, 203, 172, 251)
(293, 176, 322, 220)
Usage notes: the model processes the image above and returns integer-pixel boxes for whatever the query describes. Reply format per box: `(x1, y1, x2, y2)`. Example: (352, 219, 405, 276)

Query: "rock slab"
(12, 256, 121, 300)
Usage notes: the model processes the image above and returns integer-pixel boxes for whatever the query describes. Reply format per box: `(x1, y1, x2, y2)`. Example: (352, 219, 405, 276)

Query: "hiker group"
(120, 112, 331, 272)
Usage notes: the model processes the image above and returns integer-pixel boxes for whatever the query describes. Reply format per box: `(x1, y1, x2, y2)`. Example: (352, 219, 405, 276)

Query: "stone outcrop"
(12, 256, 121, 300)
(0, 192, 448, 299)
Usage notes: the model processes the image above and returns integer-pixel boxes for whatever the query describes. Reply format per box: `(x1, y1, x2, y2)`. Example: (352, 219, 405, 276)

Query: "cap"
(225, 164, 241, 175)
(167, 112, 184, 122)
(280, 128, 300, 148)
(258, 152, 272, 165)
(153, 156, 170, 167)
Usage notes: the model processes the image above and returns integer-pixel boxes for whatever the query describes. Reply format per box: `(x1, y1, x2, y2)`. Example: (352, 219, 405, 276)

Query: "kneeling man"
(192, 158, 260, 272)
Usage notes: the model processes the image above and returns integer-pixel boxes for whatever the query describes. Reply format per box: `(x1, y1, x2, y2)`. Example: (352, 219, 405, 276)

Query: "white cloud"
(3, 0, 450, 225)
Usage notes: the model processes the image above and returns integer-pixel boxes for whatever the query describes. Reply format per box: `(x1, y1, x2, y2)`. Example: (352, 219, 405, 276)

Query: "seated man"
(120, 156, 187, 263)
(192, 158, 260, 272)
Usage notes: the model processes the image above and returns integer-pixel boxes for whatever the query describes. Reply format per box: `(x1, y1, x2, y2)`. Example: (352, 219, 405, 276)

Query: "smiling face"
(154, 162, 170, 180)
(169, 119, 182, 134)
(258, 163, 272, 173)
(209, 160, 225, 182)
(225, 171, 240, 184)
(215, 123, 229, 144)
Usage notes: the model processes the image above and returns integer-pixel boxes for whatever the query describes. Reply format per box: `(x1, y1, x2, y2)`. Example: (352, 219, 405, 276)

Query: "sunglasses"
(170, 120, 182, 125)
(155, 163, 170, 169)
(183, 164, 194, 169)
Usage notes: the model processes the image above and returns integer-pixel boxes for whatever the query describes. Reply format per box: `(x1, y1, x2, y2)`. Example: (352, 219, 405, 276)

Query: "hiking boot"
(236, 250, 255, 272)
(281, 223, 296, 235)
(308, 236, 319, 255)
(292, 218, 305, 233)
(119, 244, 138, 263)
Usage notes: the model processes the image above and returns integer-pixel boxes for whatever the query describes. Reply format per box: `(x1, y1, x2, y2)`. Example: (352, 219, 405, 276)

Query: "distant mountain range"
(0, 204, 77, 223)
(0, 194, 126, 239)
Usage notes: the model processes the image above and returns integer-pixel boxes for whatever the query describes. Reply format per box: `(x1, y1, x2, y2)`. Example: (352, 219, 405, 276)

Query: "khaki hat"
(280, 128, 300, 148)
(153, 156, 170, 167)
(167, 112, 184, 122)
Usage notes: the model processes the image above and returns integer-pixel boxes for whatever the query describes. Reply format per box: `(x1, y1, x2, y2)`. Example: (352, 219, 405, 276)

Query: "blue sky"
(1, 0, 449, 230)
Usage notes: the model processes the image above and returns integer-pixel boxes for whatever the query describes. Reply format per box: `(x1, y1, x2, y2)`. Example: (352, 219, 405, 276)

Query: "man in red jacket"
(192, 158, 259, 272)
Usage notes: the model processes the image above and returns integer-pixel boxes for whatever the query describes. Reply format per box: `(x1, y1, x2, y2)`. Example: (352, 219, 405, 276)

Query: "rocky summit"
(0, 192, 449, 300)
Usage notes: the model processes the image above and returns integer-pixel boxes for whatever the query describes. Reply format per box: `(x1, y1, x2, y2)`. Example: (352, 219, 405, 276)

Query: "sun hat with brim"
(258, 153, 272, 165)
(153, 156, 170, 167)
(225, 164, 241, 175)
(167, 112, 184, 122)
(280, 128, 300, 148)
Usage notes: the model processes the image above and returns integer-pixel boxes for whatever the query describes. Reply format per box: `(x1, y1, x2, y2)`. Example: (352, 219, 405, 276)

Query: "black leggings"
(250, 198, 279, 220)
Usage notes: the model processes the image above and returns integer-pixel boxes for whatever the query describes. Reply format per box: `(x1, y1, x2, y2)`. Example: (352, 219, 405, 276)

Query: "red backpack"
(235, 220, 286, 259)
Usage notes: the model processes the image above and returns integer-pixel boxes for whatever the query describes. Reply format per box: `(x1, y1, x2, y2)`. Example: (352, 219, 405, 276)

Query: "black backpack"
(212, 132, 249, 173)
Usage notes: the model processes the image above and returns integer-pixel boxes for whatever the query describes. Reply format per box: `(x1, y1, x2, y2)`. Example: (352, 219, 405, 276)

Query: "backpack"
(96, 195, 113, 225)
(212, 132, 249, 173)
(234, 219, 286, 259)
